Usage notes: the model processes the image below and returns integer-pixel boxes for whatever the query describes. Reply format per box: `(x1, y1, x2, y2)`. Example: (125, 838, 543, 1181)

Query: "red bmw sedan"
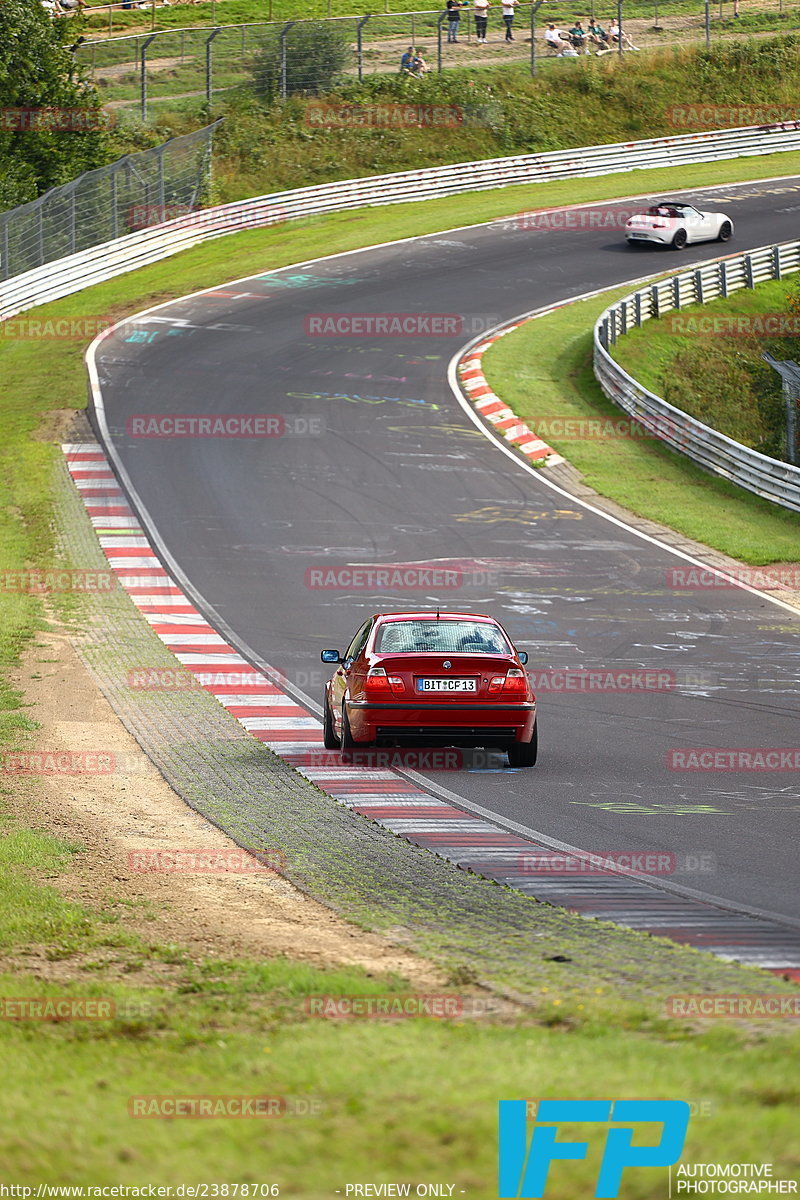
(321, 611, 537, 767)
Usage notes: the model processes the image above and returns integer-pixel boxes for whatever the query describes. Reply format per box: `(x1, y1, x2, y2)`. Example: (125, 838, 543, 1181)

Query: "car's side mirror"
(517, 650, 528, 665)
(321, 649, 342, 664)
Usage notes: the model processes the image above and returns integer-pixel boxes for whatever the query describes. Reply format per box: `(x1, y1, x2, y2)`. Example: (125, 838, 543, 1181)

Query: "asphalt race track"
(90, 176, 800, 929)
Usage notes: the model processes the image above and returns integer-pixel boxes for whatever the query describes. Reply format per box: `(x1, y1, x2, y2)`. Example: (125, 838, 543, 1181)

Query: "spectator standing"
(473, 0, 490, 43)
(446, 0, 466, 42)
(501, 0, 518, 41)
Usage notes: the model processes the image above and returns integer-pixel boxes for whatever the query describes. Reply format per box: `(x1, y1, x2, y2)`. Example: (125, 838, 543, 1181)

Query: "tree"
(0, 0, 111, 209)
(250, 22, 352, 104)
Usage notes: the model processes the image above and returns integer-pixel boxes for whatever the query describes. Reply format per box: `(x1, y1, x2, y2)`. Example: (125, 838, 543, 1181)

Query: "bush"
(250, 22, 352, 103)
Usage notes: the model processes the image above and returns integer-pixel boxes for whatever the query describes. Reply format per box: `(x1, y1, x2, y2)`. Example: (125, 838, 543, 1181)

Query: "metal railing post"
(437, 11, 448, 71)
(279, 22, 296, 100)
(705, 0, 710, 46)
(617, 0, 623, 56)
(206, 27, 222, 106)
(530, 1, 543, 78)
(140, 33, 157, 122)
(356, 15, 370, 81)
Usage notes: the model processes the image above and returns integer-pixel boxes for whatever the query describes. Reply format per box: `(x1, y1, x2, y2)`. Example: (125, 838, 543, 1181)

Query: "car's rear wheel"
(341, 703, 356, 750)
(508, 725, 538, 768)
(718, 220, 732, 242)
(671, 228, 688, 250)
(322, 693, 339, 749)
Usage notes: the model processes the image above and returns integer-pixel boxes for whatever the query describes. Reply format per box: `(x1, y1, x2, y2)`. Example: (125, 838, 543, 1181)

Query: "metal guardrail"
(593, 240, 800, 512)
(1, 120, 799, 330)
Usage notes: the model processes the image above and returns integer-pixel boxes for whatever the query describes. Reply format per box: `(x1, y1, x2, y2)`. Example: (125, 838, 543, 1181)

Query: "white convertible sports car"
(625, 201, 734, 250)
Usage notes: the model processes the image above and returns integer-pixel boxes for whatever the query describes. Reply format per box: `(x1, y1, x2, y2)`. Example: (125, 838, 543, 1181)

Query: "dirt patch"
(5, 622, 448, 990)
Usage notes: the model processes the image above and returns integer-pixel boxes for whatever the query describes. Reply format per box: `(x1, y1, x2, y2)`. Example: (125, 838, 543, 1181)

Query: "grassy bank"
(480, 284, 800, 565)
(91, 36, 800, 201)
(610, 275, 800, 460)
(1, 821, 799, 1187)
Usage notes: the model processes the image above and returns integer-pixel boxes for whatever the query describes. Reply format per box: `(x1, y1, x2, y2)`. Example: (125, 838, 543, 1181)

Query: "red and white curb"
(63, 441, 800, 975)
(457, 329, 565, 468)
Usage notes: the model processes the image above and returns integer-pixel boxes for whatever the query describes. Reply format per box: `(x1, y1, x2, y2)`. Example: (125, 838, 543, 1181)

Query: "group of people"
(544, 17, 639, 54)
(444, 0, 525, 44)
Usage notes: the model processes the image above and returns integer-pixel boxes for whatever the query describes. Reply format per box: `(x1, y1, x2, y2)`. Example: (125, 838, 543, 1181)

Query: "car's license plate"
(416, 678, 477, 692)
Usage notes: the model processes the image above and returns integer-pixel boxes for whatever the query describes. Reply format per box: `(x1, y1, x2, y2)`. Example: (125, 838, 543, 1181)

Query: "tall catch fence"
(74, 0, 800, 117)
(0, 122, 218, 281)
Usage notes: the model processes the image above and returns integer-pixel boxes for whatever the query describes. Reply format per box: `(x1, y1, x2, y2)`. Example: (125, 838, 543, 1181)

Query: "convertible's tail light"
(488, 669, 527, 695)
(366, 667, 404, 695)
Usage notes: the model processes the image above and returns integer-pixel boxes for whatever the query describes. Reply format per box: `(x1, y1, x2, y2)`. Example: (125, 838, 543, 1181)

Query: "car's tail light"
(488, 669, 527, 695)
(366, 667, 404, 695)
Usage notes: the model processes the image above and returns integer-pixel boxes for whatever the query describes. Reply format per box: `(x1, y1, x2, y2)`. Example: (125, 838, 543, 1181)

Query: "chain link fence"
(0, 121, 219, 281)
(75, 0, 800, 118)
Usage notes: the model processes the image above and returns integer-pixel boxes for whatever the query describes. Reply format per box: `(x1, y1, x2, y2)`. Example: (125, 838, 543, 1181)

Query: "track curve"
(88, 177, 800, 936)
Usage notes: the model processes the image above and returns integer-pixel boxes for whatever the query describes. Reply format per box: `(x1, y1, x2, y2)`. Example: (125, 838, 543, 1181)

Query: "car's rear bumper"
(626, 231, 672, 245)
(347, 699, 536, 746)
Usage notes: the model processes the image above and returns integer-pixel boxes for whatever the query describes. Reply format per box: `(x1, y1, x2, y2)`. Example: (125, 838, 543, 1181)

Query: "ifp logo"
(498, 1100, 690, 1197)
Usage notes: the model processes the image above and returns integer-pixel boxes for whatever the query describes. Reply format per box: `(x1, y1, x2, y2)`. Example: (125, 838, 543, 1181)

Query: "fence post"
(280, 22, 296, 100)
(206, 27, 222, 105)
(1, 219, 9, 282)
(530, 0, 544, 76)
(694, 268, 703, 305)
(720, 259, 728, 298)
(772, 245, 782, 280)
(69, 189, 77, 256)
(356, 14, 370, 81)
(672, 276, 681, 309)
(617, 0, 623, 56)
(437, 11, 448, 71)
(37, 205, 45, 268)
(111, 168, 119, 241)
(745, 254, 754, 288)
(140, 33, 157, 122)
(634, 291, 642, 326)
(704, 0, 710, 47)
(651, 284, 659, 318)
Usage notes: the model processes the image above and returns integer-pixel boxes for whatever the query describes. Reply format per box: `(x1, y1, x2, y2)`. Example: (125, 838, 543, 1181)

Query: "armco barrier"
(2, 121, 800, 321)
(594, 240, 800, 513)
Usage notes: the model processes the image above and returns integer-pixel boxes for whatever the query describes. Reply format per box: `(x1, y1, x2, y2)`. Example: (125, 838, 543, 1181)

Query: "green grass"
(2, 152, 800, 1186)
(611, 275, 796, 396)
(481, 284, 800, 564)
(74, 0, 799, 38)
(1, 817, 799, 1189)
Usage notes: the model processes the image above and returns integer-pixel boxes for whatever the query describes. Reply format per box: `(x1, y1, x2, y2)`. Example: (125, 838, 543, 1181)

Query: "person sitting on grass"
(400, 46, 426, 75)
(545, 23, 574, 53)
(609, 19, 640, 49)
(569, 19, 590, 53)
(587, 18, 611, 51)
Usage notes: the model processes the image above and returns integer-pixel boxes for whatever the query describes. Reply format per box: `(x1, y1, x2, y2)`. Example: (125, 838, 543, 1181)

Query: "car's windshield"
(374, 620, 513, 655)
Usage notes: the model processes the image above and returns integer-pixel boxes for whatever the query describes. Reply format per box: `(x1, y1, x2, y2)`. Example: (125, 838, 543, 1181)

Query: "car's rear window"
(374, 620, 513, 655)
